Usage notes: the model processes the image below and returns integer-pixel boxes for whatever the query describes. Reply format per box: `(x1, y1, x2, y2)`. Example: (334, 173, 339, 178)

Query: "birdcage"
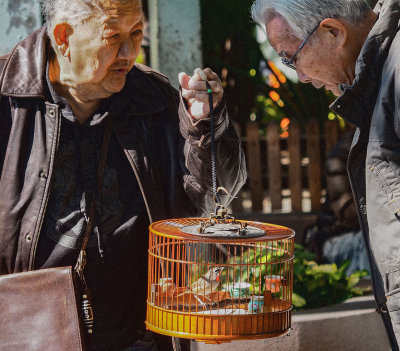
(146, 215, 294, 344)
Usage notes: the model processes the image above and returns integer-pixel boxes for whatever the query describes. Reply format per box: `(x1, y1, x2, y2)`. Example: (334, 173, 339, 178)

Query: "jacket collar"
(0, 26, 168, 115)
(330, 0, 400, 127)
(0, 26, 48, 98)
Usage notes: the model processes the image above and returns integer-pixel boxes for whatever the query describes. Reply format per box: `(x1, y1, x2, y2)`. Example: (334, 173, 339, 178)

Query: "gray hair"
(250, 0, 371, 40)
(41, 0, 138, 39)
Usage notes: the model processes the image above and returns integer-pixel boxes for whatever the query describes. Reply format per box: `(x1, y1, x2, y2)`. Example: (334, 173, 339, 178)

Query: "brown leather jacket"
(0, 27, 246, 275)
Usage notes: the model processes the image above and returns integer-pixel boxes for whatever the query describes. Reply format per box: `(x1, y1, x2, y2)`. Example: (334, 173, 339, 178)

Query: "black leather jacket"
(0, 27, 247, 275)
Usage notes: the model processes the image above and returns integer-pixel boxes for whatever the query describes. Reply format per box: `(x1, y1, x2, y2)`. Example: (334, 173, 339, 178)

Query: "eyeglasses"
(281, 22, 320, 70)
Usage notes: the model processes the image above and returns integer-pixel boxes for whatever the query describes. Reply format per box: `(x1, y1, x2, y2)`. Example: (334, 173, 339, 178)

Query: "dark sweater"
(34, 65, 149, 350)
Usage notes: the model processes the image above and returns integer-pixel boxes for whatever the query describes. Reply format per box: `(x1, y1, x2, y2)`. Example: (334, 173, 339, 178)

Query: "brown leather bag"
(0, 267, 87, 350)
(0, 117, 113, 351)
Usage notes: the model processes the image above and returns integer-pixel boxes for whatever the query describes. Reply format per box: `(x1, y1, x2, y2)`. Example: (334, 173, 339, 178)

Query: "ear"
(319, 18, 348, 48)
(53, 23, 72, 57)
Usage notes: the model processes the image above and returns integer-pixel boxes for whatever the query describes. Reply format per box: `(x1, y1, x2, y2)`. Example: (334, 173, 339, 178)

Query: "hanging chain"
(194, 69, 249, 235)
(205, 80, 221, 209)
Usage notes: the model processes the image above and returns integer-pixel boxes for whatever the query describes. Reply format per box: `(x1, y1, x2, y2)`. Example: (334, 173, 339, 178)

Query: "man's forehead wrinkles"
(101, 2, 142, 18)
(100, 0, 141, 10)
(104, 13, 143, 27)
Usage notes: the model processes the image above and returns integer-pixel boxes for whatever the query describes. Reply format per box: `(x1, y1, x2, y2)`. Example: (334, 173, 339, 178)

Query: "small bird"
(179, 266, 224, 303)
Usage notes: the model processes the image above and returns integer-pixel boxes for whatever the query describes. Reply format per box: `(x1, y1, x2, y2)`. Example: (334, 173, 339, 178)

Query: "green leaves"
(220, 242, 368, 310)
(292, 245, 370, 310)
(292, 292, 307, 308)
(348, 270, 369, 291)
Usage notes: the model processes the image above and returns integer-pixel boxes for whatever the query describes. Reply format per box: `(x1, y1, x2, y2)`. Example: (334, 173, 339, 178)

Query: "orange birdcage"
(146, 212, 295, 344)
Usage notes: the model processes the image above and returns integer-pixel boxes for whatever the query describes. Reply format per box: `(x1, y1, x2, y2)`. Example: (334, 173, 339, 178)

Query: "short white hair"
(250, 0, 371, 40)
(41, 0, 139, 44)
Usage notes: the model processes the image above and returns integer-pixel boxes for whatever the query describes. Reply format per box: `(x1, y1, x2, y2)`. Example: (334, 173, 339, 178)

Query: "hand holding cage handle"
(171, 67, 230, 349)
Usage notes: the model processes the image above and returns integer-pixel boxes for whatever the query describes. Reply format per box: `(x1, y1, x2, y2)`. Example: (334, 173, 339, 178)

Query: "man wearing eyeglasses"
(251, 0, 400, 349)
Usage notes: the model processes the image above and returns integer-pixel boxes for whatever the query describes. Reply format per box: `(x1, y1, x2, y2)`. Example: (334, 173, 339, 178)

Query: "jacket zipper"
(29, 105, 62, 270)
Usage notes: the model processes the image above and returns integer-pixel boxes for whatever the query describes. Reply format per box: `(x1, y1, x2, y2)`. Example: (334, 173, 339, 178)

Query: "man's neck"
(345, 10, 378, 79)
(48, 55, 101, 124)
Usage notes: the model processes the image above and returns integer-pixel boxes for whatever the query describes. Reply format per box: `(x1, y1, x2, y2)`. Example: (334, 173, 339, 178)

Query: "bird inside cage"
(177, 266, 224, 304)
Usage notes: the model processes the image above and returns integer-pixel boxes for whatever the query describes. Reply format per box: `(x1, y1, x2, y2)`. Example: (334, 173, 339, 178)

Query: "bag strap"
(75, 116, 113, 278)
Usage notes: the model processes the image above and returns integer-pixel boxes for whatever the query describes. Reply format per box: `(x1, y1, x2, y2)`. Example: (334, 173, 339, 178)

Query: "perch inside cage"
(146, 216, 295, 344)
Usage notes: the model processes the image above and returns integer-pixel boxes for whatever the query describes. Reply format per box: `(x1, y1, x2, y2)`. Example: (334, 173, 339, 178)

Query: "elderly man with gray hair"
(0, 0, 246, 350)
(251, 0, 400, 349)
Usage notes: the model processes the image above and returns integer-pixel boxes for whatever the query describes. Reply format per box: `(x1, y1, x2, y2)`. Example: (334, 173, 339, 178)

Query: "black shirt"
(35, 67, 150, 350)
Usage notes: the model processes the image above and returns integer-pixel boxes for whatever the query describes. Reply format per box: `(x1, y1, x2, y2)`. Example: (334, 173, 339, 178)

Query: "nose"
(296, 69, 311, 83)
(118, 37, 136, 61)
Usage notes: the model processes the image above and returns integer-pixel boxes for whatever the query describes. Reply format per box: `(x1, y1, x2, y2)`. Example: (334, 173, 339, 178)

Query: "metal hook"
(212, 187, 238, 206)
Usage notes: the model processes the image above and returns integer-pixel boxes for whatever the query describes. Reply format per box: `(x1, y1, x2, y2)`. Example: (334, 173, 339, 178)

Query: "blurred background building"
(0, 0, 41, 55)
